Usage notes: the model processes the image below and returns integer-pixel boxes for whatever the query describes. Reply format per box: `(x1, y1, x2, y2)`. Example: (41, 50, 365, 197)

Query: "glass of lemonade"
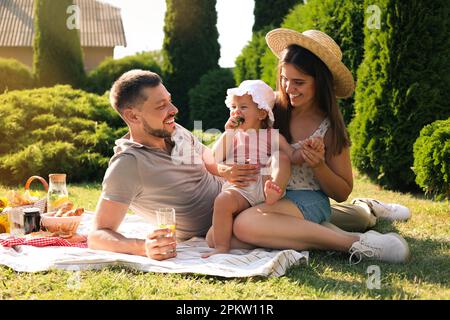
(156, 208, 176, 238)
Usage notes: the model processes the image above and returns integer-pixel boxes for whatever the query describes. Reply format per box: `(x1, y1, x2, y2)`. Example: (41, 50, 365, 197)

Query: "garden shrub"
(349, 0, 450, 191)
(0, 86, 126, 185)
(86, 51, 163, 95)
(188, 68, 235, 131)
(0, 58, 34, 93)
(233, 27, 272, 86)
(413, 118, 450, 200)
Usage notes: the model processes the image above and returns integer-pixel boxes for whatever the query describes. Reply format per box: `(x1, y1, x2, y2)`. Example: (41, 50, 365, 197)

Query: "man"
(88, 69, 258, 260)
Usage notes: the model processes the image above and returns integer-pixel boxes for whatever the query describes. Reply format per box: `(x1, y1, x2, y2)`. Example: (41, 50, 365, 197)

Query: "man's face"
(134, 84, 178, 138)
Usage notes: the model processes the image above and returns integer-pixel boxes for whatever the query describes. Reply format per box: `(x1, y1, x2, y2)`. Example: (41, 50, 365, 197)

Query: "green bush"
(86, 51, 163, 95)
(234, 27, 272, 86)
(189, 68, 235, 130)
(261, 0, 365, 124)
(0, 58, 34, 93)
(0, 86, 127, 185)
(413, 118, 450, 200)
(349, 0, 450, 191)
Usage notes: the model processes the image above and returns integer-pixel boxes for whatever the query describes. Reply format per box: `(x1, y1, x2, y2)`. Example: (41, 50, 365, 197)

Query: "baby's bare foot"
(264, 180, 283, 205)
(202, 247, 230, 258)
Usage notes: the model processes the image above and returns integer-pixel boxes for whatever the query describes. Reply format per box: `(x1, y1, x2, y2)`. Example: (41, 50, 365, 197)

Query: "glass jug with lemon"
(47, 174, 69, 212)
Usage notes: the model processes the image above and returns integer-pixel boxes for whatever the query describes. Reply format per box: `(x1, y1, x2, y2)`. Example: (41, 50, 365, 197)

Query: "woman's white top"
(287, 118, 330, 191)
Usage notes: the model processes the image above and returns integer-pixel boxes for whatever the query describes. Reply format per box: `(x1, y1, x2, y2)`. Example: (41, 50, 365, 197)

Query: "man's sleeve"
(101, 154, 142, 205)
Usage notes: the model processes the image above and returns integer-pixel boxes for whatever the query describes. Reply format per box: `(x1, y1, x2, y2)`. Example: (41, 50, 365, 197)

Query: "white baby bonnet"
(225, 80, 276, 125)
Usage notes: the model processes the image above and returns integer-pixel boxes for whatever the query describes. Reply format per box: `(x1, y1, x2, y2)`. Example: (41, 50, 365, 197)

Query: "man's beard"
(142, 118, 173, 139)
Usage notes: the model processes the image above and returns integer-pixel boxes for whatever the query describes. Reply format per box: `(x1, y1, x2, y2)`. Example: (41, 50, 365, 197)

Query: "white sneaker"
(349, 230, 410, 264)
(351, 198, 411, 221)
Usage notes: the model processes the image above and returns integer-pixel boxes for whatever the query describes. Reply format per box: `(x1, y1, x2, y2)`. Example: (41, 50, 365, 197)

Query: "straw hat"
(265, 28, 355, 98)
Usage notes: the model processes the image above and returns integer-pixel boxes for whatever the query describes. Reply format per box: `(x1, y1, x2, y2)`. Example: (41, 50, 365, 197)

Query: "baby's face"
(230, 94, 267, 130)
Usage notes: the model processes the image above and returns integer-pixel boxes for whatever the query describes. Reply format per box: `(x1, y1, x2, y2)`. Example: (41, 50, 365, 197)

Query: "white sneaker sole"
(387, 232, 411, 262)
(352, 198, 411, 221)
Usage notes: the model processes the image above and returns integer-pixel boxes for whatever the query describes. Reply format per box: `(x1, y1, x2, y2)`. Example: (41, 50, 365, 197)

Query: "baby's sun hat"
(225, 80, 276, 125)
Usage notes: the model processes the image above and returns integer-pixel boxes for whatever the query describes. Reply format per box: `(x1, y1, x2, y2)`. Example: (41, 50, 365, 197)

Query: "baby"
(203, 80, 324, 258)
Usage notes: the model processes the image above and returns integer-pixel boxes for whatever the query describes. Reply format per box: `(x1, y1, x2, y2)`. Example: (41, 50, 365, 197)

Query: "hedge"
(189, 68, 235, 131)
(413, 118, 450, 200)
(349, 0, 450, 191)
(0, 86, 126, 185)
(85, 51, 163, 95)
(0, 58, 34, 93)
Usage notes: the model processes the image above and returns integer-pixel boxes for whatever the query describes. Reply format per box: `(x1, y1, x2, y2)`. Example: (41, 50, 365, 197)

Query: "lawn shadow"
(284, 258, 411, 299)
(282, 233, 449, 297)
(371, 221, 449, 286)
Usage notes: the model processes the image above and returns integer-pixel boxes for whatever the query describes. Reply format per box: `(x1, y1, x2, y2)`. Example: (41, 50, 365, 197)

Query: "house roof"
(0, 0, 127, 47)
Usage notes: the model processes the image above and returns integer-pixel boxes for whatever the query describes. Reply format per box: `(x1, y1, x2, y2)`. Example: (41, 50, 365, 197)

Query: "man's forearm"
(88, 229, 146, 256)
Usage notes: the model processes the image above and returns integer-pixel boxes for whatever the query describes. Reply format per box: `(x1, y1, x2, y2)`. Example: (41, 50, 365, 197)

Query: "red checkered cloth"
(0, 235, 87, 248)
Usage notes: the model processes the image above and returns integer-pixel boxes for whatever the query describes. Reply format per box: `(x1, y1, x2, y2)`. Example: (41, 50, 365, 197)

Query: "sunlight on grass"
(0, 171, 449, 300)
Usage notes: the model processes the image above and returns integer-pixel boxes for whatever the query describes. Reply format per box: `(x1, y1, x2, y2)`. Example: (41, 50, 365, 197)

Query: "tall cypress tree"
(163, 0, 220, 128)
(253, 0, 299, 32)
(349, 0, 450, 191)
(33, 0, 85, 87)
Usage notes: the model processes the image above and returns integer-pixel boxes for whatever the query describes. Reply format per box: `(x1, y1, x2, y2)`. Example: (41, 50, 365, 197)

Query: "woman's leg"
(233, 199, 410, 263)
(233, 199, 359, 251)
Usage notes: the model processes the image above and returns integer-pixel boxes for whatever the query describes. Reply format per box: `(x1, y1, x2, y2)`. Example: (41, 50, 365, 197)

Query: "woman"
(225, 29, 410, 263)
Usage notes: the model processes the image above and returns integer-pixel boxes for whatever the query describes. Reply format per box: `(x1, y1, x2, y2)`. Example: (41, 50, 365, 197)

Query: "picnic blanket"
(0, 212, 308, 277)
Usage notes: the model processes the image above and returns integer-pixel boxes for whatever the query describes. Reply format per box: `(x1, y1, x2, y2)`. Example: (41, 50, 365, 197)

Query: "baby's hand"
(305, 137, 324, 153)
(224, 116, 245, 129)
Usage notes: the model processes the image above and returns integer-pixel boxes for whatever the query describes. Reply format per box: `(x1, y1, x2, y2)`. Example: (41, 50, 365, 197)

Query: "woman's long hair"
(273, 44, 350, 156)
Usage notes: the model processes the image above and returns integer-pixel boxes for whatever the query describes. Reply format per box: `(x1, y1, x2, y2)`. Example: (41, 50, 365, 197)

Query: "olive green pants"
(328, 203, 377, 232)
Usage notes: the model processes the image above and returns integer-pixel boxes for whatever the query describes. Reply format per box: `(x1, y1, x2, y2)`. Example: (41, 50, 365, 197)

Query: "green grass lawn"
(0, 171, 449, 300)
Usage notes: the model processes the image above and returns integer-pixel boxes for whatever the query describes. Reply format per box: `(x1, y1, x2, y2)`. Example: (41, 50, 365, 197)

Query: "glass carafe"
(47, 174, 69, 212)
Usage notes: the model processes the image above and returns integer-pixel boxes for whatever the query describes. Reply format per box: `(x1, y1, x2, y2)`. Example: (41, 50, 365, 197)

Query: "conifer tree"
(33, 0, 85, 87)
(253, 0, 299, 32)
(163, 0, 220, 128)
(350, 0, 450, 191)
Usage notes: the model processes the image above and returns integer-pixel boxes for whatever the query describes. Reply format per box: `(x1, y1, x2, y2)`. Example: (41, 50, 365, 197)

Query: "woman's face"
(281, 63, 316, 109)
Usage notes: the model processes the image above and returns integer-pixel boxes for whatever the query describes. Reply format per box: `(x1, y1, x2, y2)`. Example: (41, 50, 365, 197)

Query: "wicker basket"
(5, 176, 49, 236)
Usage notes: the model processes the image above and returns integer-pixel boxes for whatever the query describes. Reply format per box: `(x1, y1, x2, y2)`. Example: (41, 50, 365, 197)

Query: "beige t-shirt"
(101, 124, 223, 241)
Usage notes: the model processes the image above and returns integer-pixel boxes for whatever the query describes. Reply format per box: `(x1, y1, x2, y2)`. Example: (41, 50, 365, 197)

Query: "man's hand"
(217, 163, 260, 188)
(144, 229, 177, 261)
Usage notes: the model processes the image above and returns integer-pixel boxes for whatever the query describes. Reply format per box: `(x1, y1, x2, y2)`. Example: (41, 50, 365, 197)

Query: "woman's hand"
(300, 144, 326, 169)
(144, 229, 177, 261)
(217, 163, 260, 187)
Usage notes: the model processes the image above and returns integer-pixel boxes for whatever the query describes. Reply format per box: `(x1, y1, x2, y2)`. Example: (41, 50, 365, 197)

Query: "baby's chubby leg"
(264, 151, 291, 205)
(202, 189, 250, 258)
